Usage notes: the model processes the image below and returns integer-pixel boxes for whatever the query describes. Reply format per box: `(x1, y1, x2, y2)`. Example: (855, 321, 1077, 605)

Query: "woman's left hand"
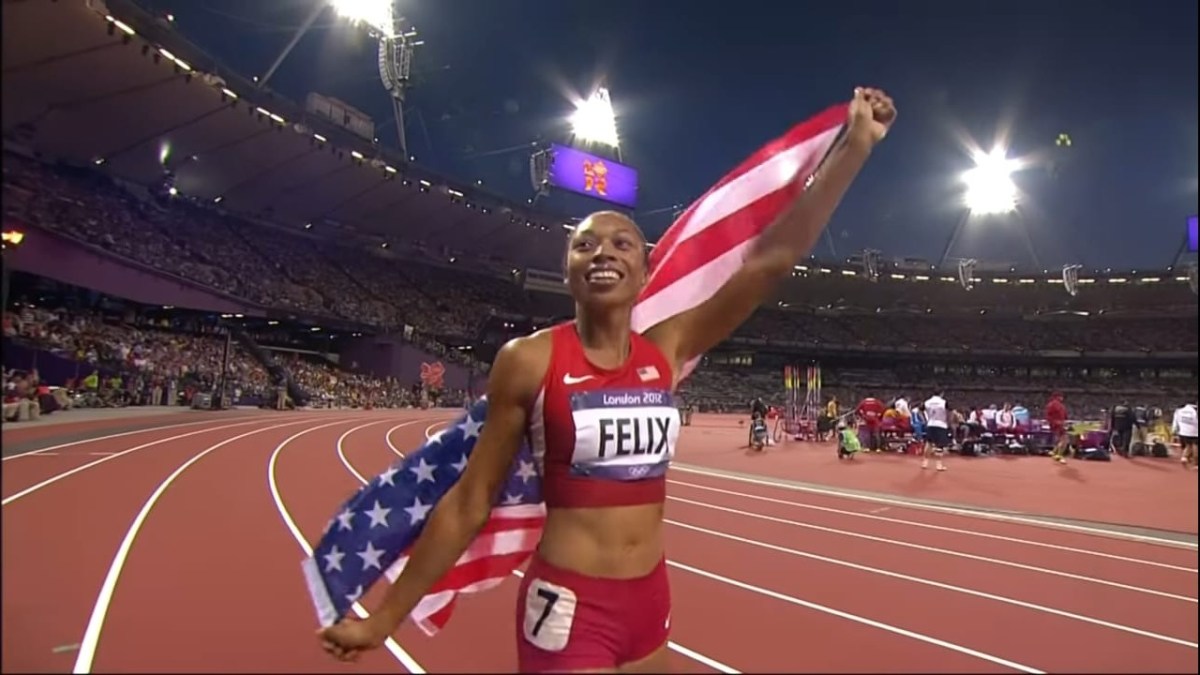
(847, 87, 896, 145)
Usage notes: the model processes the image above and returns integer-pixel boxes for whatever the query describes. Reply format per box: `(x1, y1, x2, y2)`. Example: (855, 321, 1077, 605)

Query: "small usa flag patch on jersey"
(637, 365, 660, 382)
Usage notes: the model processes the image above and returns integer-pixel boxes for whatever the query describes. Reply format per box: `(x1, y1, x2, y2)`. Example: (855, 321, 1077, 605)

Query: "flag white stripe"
(664, 125, 843, 253)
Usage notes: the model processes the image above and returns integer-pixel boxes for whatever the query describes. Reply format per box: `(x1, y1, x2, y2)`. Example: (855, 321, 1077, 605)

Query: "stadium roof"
(1, 0, 568, 269)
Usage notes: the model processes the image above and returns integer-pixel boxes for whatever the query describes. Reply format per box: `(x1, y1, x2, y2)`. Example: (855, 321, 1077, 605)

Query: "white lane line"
(668, 559, 1043, 674)
(72, 417, 347, 673)
(337, 421, 389, 484)
(2, 413, 277, 461)
(669, 479, 1199, 573)
(667, 518, 1198, 650)
(672, 464, 1200, 550)
(388, 417, 455, 458)
(269, 420, 427, 674)
(669, 496, 1196, 603)
(2, 417, 296, 507)
(385, 423, 408, 458)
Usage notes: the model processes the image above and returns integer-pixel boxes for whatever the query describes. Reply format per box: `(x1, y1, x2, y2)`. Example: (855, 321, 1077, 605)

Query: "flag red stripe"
(641, 123, 844, 303)
(648, 104, 847, 268)
(640, 173, 803, 303)
(427, 549, 532, 594)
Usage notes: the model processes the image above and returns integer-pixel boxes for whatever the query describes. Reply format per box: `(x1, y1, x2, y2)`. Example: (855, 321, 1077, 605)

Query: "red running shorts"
(515, 553, 671, 672)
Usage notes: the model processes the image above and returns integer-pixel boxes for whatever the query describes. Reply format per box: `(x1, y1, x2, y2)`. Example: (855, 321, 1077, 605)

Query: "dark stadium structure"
(3, 0, 1196, 417)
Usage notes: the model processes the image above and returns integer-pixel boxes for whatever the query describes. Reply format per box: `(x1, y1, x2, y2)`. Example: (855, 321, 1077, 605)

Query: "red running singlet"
(527, 322, 681, 509)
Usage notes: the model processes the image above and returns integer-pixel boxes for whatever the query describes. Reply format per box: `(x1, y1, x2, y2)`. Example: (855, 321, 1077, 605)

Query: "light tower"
(257, 0, 421, 155)
(376, 11, 419, 156)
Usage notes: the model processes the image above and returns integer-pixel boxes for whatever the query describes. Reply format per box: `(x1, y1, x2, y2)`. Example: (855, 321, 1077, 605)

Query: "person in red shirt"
(857, 396, 886, 452)
(1045, 392, 1069, 464)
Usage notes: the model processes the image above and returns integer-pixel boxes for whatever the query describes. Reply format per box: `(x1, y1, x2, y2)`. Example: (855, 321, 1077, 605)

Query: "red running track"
(1, 412, 1196, 672)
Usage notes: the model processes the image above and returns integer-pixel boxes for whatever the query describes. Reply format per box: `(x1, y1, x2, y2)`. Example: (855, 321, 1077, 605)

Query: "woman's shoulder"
(491, 330, 556, 404)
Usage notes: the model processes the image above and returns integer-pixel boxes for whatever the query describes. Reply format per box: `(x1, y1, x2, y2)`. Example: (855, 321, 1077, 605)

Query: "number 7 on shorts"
(522, 579, 577, 652)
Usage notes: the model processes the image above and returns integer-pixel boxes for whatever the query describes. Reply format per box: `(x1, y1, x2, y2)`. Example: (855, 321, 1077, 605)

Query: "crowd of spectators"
(2, 300, 465, 419)
(3, 304, 272, 408)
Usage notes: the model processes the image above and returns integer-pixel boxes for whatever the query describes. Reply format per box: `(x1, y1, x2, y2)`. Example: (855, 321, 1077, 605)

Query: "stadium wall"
(6, 225, 255, 316)
(339, 336, 475, 391)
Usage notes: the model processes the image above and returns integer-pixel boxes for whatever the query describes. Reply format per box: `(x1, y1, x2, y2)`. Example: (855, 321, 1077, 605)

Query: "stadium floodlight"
(962, 149, 1018, 215)
(330, 0, 396, 37)
(259, 0, 397, 88)
(570, 88, 620, 150)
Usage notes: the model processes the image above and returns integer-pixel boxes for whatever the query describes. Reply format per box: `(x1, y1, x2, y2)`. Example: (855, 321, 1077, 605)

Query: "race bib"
(569, 388, 680, 480)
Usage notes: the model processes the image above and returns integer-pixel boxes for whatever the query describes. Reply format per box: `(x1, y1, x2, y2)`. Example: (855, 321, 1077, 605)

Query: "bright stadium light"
(962, 149, 1018, 215)
(570, 88, 620, 149)
(330, 0, 396, 37)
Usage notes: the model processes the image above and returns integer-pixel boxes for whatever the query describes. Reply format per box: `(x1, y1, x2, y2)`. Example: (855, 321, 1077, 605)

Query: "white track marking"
(2, 417, 295, 507)
(385, 423, 409, 458)
(2, 413, 277, 461)
(669, 496, 1196, 603)
(669, 480, 1198, 573)
(672, 464, 1200, 550)
(269, 420, 427, 674)
(337, 421, 389, 483)
(667, 518, 1198, 649)
(72, 417, 348, 673)
(667, 559, 1043, 674)
(409, 427, 742, 673)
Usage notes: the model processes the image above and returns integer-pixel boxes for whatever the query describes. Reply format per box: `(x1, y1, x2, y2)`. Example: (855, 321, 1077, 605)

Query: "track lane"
(1, 416, 293, 502)
(88, 417, 420, 673)
(672, 471, 1200, 567)
(665, 504, 1198, 673)
(0, 416, 302, 673)
(0, 411, 264, 448)
(668, 482, 1199, 600)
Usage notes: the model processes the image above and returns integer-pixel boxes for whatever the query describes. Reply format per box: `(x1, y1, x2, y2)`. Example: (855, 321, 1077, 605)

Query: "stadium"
(2, 0, 1197, 672)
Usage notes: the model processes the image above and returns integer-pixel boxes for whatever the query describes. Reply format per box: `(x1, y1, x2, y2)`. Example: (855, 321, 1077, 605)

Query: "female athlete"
(319, 87, 896, 672)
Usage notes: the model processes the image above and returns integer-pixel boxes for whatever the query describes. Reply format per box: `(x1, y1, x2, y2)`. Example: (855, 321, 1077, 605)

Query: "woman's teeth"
(587, 270, 620, 283)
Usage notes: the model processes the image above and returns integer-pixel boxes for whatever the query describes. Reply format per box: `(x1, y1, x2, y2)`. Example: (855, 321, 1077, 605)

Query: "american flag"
(303, 102, 848, 634)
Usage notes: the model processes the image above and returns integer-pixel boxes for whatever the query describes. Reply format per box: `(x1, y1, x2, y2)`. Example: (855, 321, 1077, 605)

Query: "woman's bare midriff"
(536, 503, 666, 579)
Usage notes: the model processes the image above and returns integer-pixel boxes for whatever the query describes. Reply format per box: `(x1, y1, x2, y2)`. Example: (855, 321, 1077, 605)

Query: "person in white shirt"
(923, 392, 951, 472)
(1172, 402, 1198, 469)
(981, 405, 998, 430)
(893, 396, 910, 418)
(996, 403, 1016, 431)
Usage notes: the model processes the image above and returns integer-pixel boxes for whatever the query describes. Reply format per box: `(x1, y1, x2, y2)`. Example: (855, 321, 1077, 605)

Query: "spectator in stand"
(996, 403, 1016, 433)
(3, 370, 40, 422)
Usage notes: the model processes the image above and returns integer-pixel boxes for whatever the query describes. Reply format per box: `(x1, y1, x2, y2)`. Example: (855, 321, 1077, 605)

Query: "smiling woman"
(316, 89, 896, 672)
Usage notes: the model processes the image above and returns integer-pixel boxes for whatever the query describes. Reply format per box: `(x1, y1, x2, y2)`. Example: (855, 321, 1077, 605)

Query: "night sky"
(141, 0, 1197, 271)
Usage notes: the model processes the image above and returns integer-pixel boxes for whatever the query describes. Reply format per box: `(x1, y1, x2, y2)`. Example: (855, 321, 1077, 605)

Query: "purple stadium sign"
(547, 144, 638, 209)
(1189, 214, 1198, 252)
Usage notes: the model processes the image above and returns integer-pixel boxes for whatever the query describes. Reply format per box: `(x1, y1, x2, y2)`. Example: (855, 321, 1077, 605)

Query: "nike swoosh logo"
(563, 374, 595, 385)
